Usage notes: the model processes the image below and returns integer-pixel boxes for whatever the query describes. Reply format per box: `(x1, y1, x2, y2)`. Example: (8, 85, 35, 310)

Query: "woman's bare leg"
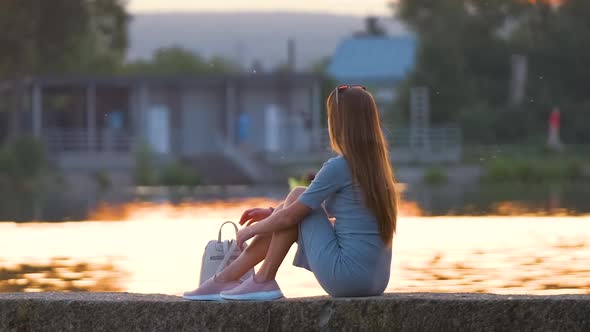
(216, 203, 284, 282)
(255, 187, 306, 282)
(216, 186, 307, 283)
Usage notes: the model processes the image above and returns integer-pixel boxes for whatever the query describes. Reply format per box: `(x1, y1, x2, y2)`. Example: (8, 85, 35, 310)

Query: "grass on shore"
(423, 167, 449, 186)
(482, 158, 586, 184)
(463, 144, 590, 164)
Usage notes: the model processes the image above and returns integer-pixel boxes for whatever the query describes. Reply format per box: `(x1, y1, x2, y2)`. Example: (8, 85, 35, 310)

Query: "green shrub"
(0, 150, 10, 186)
(482, 158, 587, 184)
(92, 170, 112, 191)
(288, 171, 317, 190)
(564, 160, 584, 181)
(159, 162, 201, 187)
(288, 177, 310, 190)
(423, 167, 448, 186)
(0, 137, 47, 183)
(134, 143, 156, 186)
(483, 158, 512, 183)
(0, 149, 10, 175)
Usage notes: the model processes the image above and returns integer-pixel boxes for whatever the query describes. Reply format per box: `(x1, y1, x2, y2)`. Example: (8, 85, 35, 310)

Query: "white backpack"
(199, 221, 254, 285)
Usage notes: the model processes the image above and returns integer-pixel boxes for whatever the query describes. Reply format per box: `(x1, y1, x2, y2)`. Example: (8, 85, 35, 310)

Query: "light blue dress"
(293, 155, 392, 297)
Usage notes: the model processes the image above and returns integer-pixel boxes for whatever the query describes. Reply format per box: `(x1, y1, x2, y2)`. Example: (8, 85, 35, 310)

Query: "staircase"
(185, 153, 255, 185)
(185, 136, 283, 185)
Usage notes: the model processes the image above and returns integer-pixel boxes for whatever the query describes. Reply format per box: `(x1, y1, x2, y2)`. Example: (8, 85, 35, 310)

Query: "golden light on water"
(87, 198, 283, 221)
(0, 258, 124, 293)
(491, 201, 576, 217)
(86, 197, 588, 222)
(1, 200, 590, 297)
(87, 197, 426, 221)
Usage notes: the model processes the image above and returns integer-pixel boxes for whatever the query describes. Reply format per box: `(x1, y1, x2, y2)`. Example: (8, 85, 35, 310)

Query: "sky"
(127, 0, 393, 16)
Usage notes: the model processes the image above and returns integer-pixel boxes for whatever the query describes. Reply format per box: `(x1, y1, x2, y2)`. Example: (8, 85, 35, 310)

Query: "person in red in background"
(547, 106, 563, 151)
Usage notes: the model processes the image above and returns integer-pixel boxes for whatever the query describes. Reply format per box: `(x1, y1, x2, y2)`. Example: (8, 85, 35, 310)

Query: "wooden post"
(137, 83, 149, 143)
(8, 80, 24, 140)
(225, 82, 237, 145)
(510, 54, 528, 106)
(32, 84, 42, 138)
(410, 87, 431, 160)
(311, 80, 322, 152)
(86, 84, 97, 152)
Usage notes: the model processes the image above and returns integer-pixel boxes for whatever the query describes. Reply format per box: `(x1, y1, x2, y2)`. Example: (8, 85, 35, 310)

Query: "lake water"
(2, 183, 590, 222)
(1, 196, 589, 297)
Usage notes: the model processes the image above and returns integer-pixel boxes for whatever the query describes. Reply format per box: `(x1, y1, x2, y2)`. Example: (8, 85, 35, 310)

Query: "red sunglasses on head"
(334, 85, 367, 106)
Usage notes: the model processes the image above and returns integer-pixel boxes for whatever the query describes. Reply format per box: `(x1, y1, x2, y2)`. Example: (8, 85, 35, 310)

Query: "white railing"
(306, 126, 463, 163)
(316, 126, 461, 150)
(385, 126, 462, 150)
(41, 126, 460, 164)
(391, 126, 462, 163)
(44, 129, 133, 153)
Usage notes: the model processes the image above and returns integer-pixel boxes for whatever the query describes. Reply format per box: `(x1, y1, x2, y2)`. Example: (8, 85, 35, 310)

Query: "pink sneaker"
(183, 276, 241, 301)
(220, 276, 284, 301)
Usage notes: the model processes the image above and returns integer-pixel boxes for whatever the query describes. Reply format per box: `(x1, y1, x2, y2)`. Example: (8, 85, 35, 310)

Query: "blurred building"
(0, 74, 323, 184)
(327, 36, 416, 111)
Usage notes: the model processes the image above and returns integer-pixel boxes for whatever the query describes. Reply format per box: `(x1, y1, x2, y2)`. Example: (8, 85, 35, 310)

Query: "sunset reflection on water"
(0, 258, 124, 292)
(1, 198, 589, 297)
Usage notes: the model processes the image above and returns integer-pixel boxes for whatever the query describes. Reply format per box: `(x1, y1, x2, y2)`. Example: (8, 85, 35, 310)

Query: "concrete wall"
(1, 293, 588, 331)
(180, 87, 224, 156)
(240, 86, 313, 154)
(135, 84, 316, 157)
(287, 86, 314, 153)
(240, 87, 280, 153)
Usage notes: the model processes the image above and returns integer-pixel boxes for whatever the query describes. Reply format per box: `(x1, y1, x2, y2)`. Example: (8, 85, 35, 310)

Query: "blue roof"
(327, 36, 416, 84)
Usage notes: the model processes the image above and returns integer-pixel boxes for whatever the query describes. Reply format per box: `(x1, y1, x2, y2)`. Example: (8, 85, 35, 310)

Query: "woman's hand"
(236, 226, 255, 250)
(239, 207, 273, 226)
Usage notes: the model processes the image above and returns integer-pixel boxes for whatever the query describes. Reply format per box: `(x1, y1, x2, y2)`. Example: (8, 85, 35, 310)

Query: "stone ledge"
(1, 292, 589, 331)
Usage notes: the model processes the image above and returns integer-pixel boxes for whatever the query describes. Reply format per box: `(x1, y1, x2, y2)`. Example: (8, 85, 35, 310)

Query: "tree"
(396, 0, 528, 123)
(123, 47, 240, 75)
(0, 0, 130, 140)
(393, 0, 590, 143)
(521, 0, 590, 143)
(0, 0, 129, 77)
(309, 56, 331, 74)
(355, 16, 387, 37)
(78, 0, 130, 73)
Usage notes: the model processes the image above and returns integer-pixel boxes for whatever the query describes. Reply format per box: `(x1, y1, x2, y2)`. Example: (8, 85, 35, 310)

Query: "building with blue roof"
(327, 36, 416, 110)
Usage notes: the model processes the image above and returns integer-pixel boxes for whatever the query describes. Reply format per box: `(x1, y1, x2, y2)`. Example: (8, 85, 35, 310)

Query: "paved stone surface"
(1, 292, 589, 331)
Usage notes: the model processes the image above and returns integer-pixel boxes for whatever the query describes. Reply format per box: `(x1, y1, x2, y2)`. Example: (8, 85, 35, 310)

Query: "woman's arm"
(239, 206, 276, 226)
(237, 201, 311, 248)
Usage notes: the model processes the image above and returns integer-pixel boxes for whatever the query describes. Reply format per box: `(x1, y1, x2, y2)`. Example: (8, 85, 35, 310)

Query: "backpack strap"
(214, 221, 241, 277)
(215, 240, 238, 276)
(218, 221, 239, 242)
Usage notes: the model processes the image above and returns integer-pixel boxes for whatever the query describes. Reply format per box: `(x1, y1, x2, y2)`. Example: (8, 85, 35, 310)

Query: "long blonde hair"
(327, 87, 398, 245)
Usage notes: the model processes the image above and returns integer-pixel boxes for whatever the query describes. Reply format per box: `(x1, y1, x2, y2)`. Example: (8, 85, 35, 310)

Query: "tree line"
(0, 0, 242, 142)
(394, 0, 590, 144)
(0, 0, 242, 78)
(3, 0, 589, 145)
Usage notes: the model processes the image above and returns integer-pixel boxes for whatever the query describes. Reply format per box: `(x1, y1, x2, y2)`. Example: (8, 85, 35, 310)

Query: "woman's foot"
(183, 276, 241, 301)
(220, 276, 284, 301)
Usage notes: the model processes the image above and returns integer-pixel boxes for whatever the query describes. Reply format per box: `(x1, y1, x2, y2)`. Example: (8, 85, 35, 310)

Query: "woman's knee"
(273, 224, 298, 243)
(284, 186, 307, 206)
